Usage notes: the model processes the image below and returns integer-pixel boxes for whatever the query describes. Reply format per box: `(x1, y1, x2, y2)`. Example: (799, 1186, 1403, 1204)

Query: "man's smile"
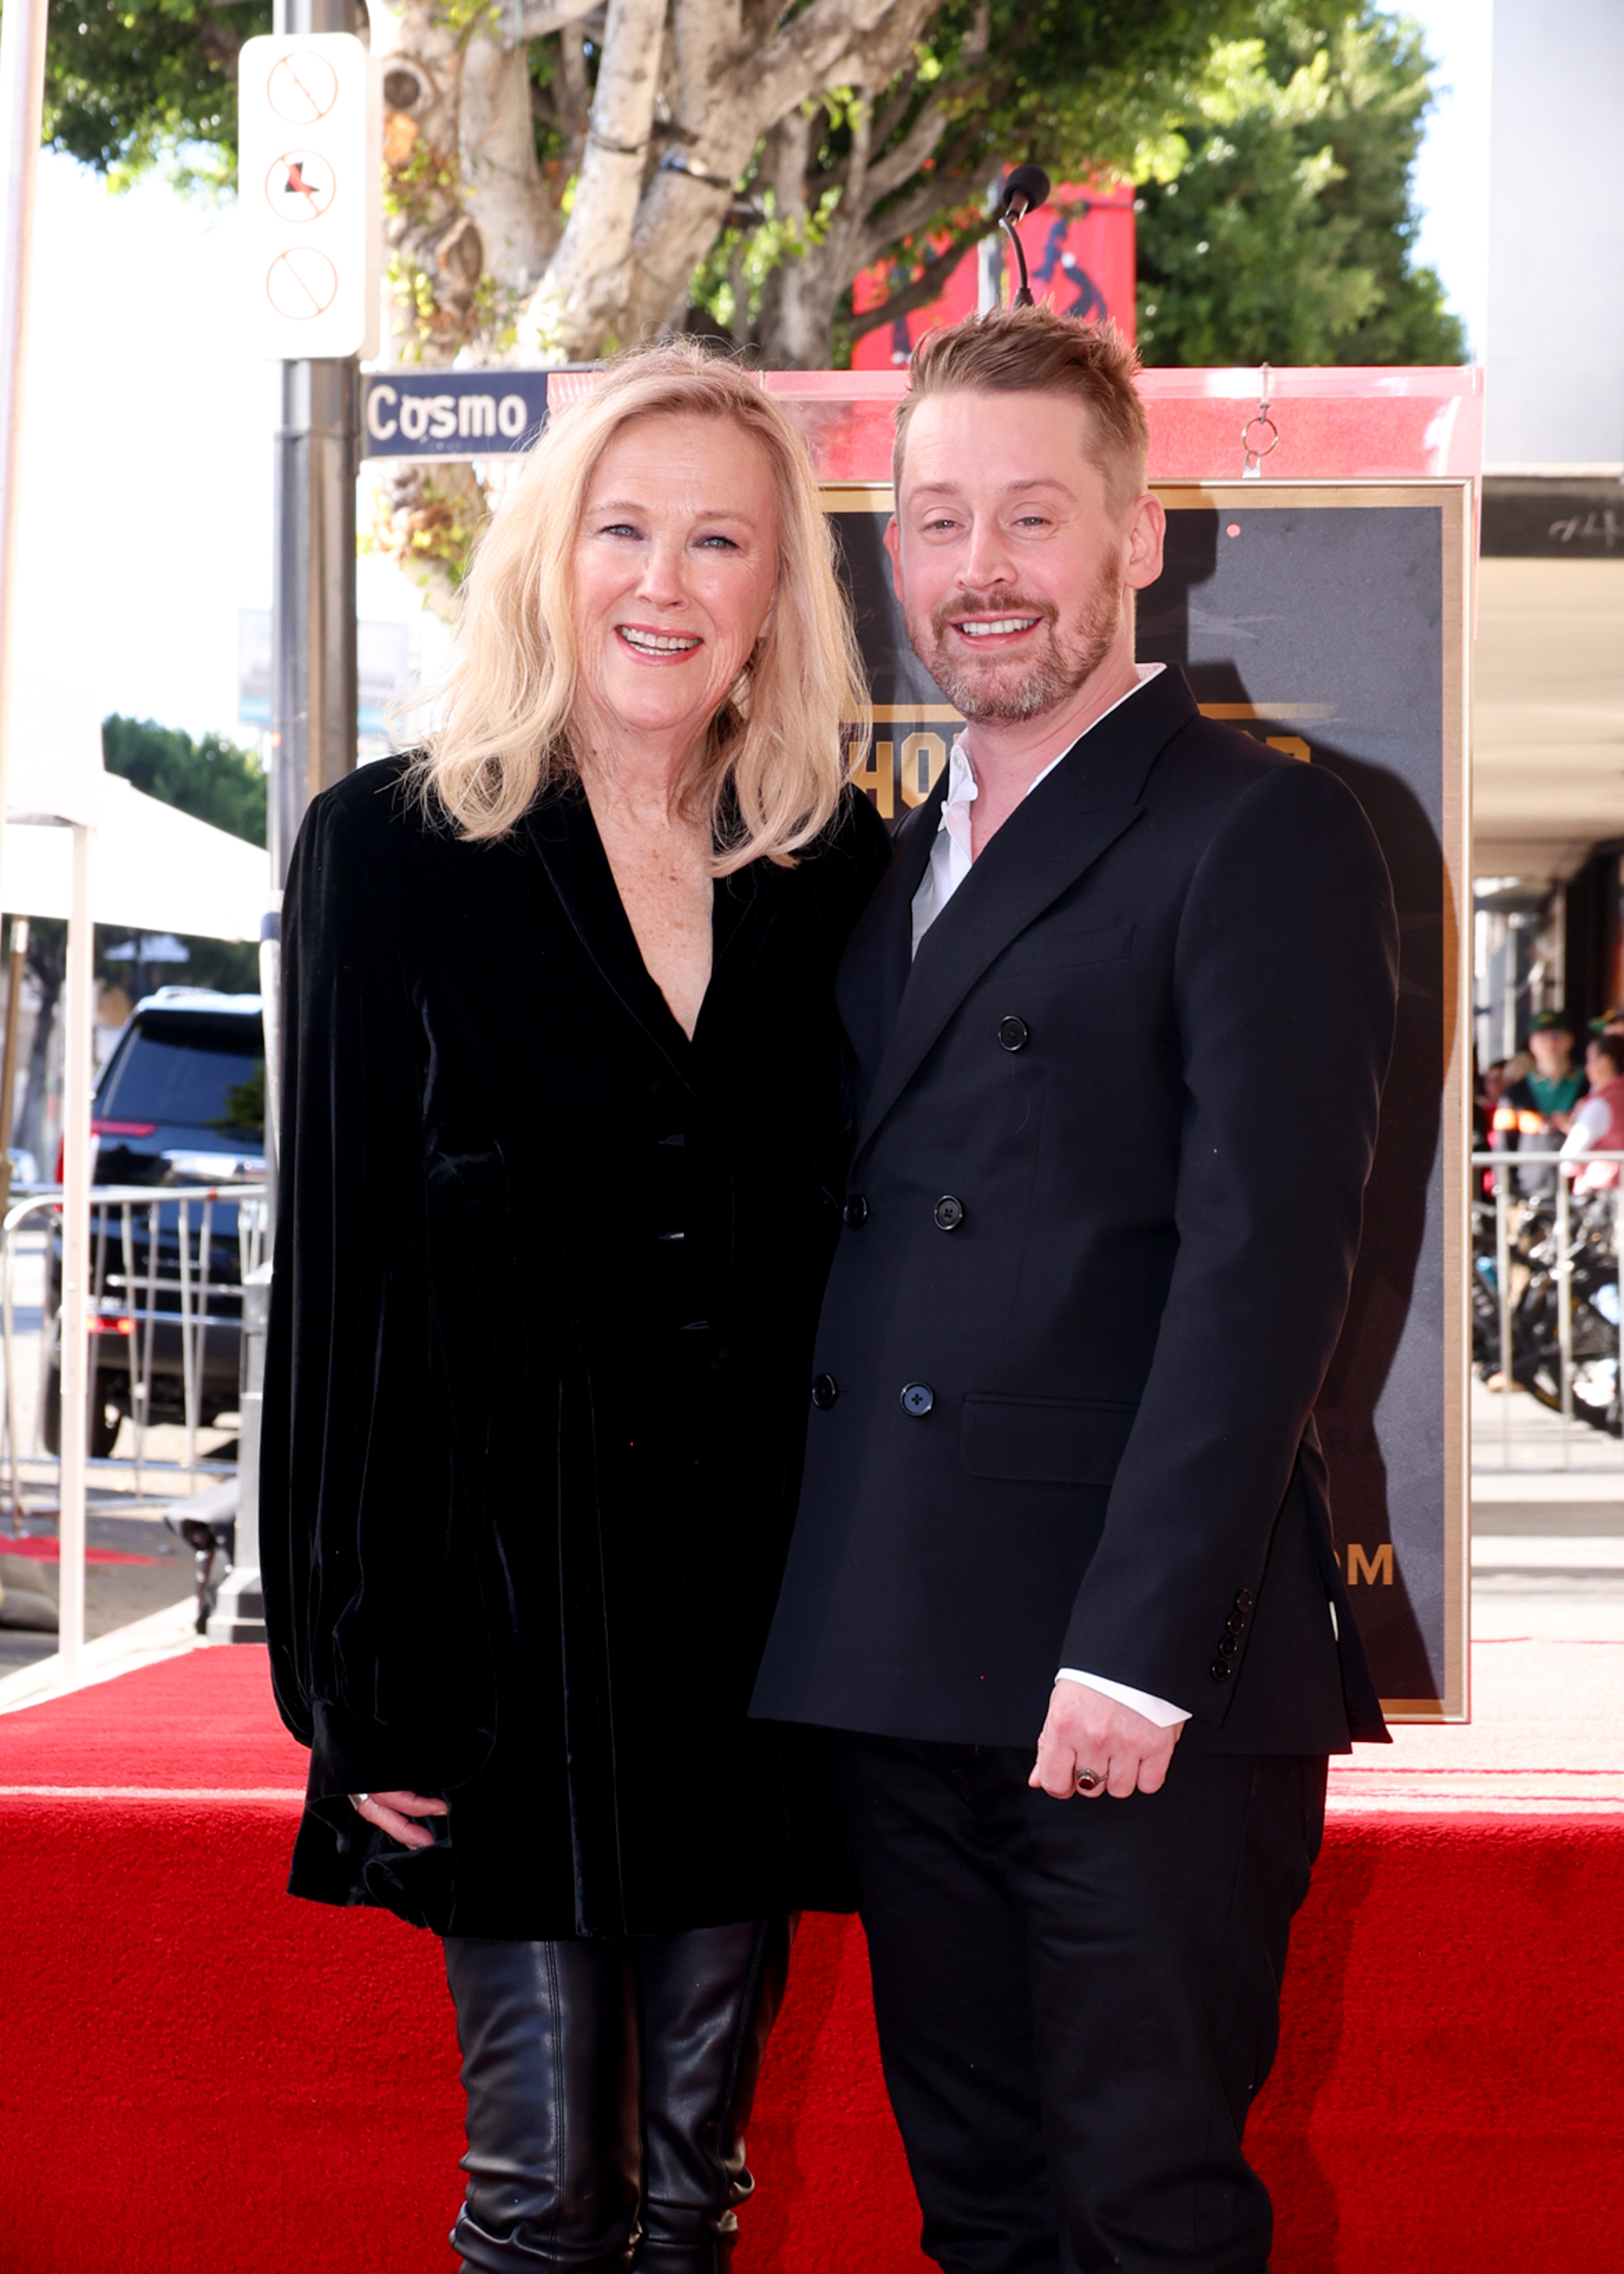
(952, 615, 1042, 641)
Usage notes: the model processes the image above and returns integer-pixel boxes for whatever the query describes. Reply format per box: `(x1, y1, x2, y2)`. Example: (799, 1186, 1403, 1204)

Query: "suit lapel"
(836, 781, 945, 1081)
(853, 668, 1199, 1163)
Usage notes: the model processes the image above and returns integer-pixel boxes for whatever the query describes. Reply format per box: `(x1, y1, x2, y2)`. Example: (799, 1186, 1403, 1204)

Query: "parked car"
(42, 989, 265, 1456)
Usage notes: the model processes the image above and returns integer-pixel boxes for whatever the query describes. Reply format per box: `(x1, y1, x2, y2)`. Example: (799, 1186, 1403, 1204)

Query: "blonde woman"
(260, 344, 887, 2272)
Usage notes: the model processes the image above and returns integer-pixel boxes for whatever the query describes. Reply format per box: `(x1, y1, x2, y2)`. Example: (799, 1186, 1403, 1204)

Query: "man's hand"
(1029, 1683, 1182, 1801)
(350, 1790, 447, 1849)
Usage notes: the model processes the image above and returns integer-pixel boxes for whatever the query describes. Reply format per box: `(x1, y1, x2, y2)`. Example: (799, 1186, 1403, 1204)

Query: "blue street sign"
(362, 370, 554, 457)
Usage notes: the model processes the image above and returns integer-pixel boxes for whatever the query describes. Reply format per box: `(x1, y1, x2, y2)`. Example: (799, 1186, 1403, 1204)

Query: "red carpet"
(0, 1644, 1619, 2272)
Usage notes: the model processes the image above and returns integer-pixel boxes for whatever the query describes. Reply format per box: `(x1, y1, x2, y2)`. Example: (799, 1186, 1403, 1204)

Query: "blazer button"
(933, 1195, 965, 1231)
(900, 1382, 935, 1417)
(1226, 1614, 1245, 1638)
(998, 1015, 1030, 1052)
(1218, 1634, 1239, 1659)
(1236, 1588, 1256, 1613)
(811, 1375, 838, 1409)
(1210, 1659, 1232, 1683)
(843, 1195, 869, 1228)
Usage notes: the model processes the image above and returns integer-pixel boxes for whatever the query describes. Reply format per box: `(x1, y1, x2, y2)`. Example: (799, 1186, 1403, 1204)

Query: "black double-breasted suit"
(751, 663, 1401, 2272)
(754, 665, 1397, 1750)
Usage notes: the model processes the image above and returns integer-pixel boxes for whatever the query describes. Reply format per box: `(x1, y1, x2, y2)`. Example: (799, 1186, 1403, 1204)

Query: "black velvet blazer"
(260, 755, 889, 1939)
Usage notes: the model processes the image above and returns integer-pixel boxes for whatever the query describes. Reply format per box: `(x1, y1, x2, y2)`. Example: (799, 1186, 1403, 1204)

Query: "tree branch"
(846, 214, 1001, 341)
(519, 0, 604, 43)
(863, 89, 955, 205)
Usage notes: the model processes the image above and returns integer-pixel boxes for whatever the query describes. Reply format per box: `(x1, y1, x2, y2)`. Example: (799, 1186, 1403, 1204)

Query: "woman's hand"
(349, 1790, 448, 1850)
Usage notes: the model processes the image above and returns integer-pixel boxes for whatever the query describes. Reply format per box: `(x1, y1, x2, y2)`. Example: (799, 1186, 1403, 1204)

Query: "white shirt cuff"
(1056, 1669, 1191, 1728)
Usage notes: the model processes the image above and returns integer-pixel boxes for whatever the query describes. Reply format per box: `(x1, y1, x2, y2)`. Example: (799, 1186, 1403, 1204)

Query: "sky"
(9, 0, 1495, 751)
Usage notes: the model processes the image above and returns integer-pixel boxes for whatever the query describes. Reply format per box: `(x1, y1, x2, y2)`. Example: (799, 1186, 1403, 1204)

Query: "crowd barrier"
(1474, 1148, 1624, 1462)
(0, 1182, 265, 1638)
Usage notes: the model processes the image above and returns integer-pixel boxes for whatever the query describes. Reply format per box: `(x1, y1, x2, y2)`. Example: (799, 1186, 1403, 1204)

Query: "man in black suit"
(753, 306, 1399, 2273)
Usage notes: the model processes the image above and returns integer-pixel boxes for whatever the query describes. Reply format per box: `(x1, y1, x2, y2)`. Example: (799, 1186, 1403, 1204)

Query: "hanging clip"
(1241, 363, 1278, 481)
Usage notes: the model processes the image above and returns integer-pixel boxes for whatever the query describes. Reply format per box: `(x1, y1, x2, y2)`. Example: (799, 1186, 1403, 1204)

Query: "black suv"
(44, 989, 265, 1456)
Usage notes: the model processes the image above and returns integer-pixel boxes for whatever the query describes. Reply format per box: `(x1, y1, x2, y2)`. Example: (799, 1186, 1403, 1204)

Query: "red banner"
(850, 181, 1136, 371)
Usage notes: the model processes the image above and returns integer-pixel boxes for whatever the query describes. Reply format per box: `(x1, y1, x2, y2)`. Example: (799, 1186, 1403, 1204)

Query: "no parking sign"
(238, 34, 380, 359)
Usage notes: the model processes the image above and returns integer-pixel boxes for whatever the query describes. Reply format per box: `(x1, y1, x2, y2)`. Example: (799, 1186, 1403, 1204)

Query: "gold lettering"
(899, 731, 947, 808)
(1347, 1542, 1394, 1587)
(850, 740, 895, 819)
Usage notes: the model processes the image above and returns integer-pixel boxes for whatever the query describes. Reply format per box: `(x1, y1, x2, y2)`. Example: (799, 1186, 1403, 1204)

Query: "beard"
(910, 559, 1124, 723)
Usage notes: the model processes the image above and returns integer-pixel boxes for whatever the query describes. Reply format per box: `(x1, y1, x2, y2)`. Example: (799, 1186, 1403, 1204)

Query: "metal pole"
(268, 0, 362, 892)
(0, 0, 48, 856)
(1616, 1180, 1624, 1466)
(1496, 1170, 1513, 1468)
(221, 0, 357, 1647)
(1557, 1167, 1574, 1466)
(56, 823, 93, 1679)
(271, 356, 358, 887)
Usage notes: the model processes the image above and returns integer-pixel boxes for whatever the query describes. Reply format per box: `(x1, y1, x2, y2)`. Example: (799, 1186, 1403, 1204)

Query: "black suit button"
(1236, 1588, 1255, 1613)
(933, 1195, 965, 1231)
(811, 1375, 838, 1409)
(1210, 1659, 1232, 1683)
(1226, 1614, 1245, 1638)
(998, 1015, 1029, 1052)
(900, 1383, 935, 1417)
(1218, 1634, 1239, 1659)
(843, 1196, 870, 1228)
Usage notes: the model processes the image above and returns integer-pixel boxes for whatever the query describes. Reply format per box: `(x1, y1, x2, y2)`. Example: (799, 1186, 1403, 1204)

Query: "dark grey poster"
(824, 480, 1472, 1719)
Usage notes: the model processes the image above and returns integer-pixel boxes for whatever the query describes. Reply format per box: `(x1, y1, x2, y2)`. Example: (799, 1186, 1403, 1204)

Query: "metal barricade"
(1472, 1148, 1624, 1471)
(0, 1181, 268, 1524)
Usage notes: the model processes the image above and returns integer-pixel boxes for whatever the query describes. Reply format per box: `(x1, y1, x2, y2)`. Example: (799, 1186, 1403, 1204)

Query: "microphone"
(999, 164, 1050, 224)
(996, 164, 1050, 308)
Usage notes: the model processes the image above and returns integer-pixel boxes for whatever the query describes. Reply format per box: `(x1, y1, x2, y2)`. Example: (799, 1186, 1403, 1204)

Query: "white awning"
(0, 775, 267, 942)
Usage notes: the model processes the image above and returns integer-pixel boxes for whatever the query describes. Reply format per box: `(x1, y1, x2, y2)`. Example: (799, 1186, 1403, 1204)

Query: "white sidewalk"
(1471, 1373, 1624, 1636)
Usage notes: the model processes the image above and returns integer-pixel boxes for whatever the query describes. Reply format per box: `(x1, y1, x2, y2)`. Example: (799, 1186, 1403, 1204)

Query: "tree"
(34, 0, 1459, 606)
(41, 0, 271, 192)
(1133, 2, 1465, 367)
(101, 715, 267, 846)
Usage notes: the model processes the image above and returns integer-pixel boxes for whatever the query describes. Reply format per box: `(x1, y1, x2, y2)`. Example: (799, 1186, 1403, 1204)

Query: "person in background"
(1495, 1010, 1585, 1192)
(1562, 1032, 1624, 1191)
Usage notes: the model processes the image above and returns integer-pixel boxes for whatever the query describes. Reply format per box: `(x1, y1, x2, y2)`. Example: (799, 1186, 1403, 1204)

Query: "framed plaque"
(824, 478, 1473, 1720)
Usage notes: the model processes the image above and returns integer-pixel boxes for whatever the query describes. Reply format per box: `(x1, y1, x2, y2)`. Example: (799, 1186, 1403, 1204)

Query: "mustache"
(931, 591, 1058, 641)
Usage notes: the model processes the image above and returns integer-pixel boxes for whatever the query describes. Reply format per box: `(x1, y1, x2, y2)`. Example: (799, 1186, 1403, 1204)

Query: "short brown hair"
(892, 305, 1149, 516)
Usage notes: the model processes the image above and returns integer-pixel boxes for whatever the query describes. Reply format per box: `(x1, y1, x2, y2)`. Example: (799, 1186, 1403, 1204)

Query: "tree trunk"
(460, 27, 550, 307)
(521, 0, 670, 358)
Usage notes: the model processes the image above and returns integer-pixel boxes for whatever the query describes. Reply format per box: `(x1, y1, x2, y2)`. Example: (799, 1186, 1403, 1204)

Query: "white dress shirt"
(908, 663, 1189, 1732)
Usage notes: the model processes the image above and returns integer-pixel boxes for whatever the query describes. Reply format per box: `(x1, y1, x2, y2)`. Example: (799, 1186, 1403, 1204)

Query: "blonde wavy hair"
(409, 342, 870, 873)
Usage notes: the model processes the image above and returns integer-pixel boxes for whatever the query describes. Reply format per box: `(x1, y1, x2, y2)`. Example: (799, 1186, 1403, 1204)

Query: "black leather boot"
(445, 1935, 642, 2273)
(632, 1916, 793, 2274)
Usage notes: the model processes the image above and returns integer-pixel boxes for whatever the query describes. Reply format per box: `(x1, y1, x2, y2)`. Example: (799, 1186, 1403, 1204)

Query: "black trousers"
(829, 1736, 1326, 2274)
(443, 1918, 790, 2274)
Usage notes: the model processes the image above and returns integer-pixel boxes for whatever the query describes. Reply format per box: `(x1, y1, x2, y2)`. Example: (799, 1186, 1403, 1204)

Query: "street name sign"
(239, 34, 380, 359)
(363, 370, 550, 456)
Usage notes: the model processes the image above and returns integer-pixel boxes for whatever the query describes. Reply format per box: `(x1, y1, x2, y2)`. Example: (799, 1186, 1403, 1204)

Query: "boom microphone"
(999, 164, 1050, 224)
(996, 164, 1050, 308)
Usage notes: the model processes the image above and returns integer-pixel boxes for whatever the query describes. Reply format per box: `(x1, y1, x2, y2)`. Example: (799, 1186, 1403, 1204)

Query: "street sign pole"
(268, 0, 362, 890)
(271, 349, 358, 884)
(214, 5, 373, 1644)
